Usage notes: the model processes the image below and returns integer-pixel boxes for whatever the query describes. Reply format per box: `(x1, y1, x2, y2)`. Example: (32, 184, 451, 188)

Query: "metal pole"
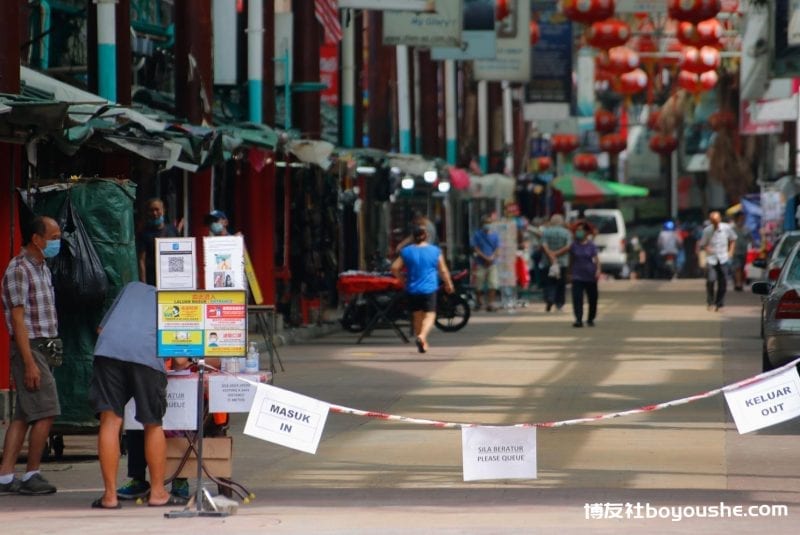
(396, 45, 411, 153)
(413, 49, 422, 154)
(478, 80, 488, 173)
(502, 81, 513, 175)
(445, 60, 457, 165)
(96, 0, 118, 101)
(670, 150, 678, 220)
(248, 0, 264, 123)
(342, 8, 356, 147)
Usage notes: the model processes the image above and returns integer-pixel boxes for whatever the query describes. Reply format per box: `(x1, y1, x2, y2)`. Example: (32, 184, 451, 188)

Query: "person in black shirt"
(136, 198, 179, 285)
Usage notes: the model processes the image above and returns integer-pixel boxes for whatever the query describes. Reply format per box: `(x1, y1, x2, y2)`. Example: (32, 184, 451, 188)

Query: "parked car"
(758, 230, 800, 283)
(752, 241, 800, 371)
(583, 209, 627, 278)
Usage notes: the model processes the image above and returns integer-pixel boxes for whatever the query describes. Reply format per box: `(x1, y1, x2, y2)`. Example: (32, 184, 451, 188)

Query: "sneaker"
(0, 477, 21, 495)
(116, 478, 150, 500)
(18, 473, 56, 495)
(171, 478, 190, 499)
(572, 322, 583, 328)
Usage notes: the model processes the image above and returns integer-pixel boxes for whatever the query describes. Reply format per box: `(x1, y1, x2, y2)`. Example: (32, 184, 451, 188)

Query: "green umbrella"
(551, 174, 618, 205)
(602, 180, 649, 198)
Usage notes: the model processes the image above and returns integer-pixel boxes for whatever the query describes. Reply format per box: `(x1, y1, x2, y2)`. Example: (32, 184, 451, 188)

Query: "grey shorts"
(10, 340, 61, 423)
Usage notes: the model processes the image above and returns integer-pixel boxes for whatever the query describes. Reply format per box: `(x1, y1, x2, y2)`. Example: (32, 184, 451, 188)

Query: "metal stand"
(165, 359, 229, 518)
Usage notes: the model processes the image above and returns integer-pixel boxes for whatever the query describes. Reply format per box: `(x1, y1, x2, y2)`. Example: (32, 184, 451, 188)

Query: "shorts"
(10, 341, 61, 423)
(407, 292, 436, 312)
(732, 254, 746, 270)
(474, 263, 499, 290)
(89, 356, 167, 425)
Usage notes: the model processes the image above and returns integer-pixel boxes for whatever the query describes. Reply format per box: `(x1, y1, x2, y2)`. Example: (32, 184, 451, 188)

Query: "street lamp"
(423, 170, 437, 183)
(437, 181, 451, 193)
(401, 176, 415, 190)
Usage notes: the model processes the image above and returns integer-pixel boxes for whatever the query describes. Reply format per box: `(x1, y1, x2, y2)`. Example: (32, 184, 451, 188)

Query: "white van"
(583, 209, 627, 278)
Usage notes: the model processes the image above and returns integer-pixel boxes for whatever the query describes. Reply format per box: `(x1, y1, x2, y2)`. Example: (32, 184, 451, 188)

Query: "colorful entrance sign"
(157, 290, 247, 358)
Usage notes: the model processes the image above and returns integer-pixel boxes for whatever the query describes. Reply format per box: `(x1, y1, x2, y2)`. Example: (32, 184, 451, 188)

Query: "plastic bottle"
(245, 342, 260, 373)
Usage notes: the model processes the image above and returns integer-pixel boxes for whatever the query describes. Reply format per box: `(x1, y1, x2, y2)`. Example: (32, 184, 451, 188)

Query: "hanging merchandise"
(550, 134, 579, 154)
(599, 133, 627, 154)
(648, 134, 679, 155)
(596, 46, 640, 75)
(574, 153, 599, 173)
(561, 0, 615, 25)
(50, 194, 109, 311)
(587, 19, 630, 50)
(617, 68, 648, 97)
(667, 0, 721, 24)
(594, 109, 618, 134)
(679, 46, 720, 74)
(676, 19, 722, 48)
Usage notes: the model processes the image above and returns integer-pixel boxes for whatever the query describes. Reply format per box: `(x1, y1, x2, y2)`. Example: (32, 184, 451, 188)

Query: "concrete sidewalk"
(1, 280, 798, 533)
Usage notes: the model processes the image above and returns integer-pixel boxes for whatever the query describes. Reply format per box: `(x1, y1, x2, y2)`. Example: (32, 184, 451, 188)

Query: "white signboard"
(340, 0, 434, 10)
(124, 376, 198, 431)
(383, 0, 462, 48)
(209, 374, 260, 413)
(473, 0, 530, 81)
(156, 237, 197, 290)
(204, 236, 246, 290)
(462, 426, 537, 481)
(724, 367, 800, 434)
(244, 384, 330, 454)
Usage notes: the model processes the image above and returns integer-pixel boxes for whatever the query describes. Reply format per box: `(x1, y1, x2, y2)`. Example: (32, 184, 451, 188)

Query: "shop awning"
(0, 93, 69, 143)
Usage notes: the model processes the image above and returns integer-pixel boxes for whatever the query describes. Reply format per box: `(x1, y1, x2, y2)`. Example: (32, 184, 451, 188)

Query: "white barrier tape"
(326, 357, 800, 429)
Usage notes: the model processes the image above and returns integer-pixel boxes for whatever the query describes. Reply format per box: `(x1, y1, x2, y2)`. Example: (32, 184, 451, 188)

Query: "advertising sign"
(157, 290, 247, 358)
(431, 0, 497, 61)
(474, 0, 531, 81)
(526, 0, 572, 101)
(383, 1, 463, 48)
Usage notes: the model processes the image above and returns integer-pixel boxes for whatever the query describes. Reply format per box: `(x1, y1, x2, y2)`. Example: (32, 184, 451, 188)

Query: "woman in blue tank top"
(391, 225, 454, 353)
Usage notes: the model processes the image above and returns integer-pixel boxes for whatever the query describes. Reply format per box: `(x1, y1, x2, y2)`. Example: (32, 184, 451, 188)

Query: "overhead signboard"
(525, 0, 572, 101)
(431, 0, 497, 61)
(383, 1, 463, 48)
(340, 0, 434, 10)
(474, 0, 531, 81)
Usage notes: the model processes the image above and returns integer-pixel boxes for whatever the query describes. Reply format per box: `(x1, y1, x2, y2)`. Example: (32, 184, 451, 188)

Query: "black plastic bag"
(49, 195, 109, 310)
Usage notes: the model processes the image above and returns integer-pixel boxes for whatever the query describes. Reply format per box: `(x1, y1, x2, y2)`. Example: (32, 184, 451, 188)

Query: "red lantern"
(708, 110, 736, 131)
(678, 70, 717, 94)
(596, 46, 640, 75)
(574, 153, 599, 173)
(700, 70, 719, 91)
(587, 19, 631, 50)
(680, 46, 720, 74)
(594, 109, 617, 134)
(696, 18, 723, 47)
(668, 0, 721, 24)
(600, 133, 627, 154)
(530, 20, 540, 46)
(551, 133, 580, 154)
(649, 134, 679, 155)
(617, 68, 648, 96)
(536, 156, 552, 172)
(496, 0, 510, 21)
(562, 0, 615, 25)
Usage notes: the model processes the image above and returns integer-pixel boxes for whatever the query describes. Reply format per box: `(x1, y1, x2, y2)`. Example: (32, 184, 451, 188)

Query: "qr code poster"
(156, 238, 197, 290)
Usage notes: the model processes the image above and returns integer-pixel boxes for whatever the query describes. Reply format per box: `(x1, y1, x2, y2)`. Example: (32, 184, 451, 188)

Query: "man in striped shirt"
(0, 216, 61, 496)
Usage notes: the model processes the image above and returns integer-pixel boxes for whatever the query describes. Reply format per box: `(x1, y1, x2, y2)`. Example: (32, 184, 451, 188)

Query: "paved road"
(1, 280, 798, 533)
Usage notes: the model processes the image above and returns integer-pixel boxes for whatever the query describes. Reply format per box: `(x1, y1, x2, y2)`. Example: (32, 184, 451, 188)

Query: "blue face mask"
(210, 222, 224, 235)
(575, 230, 586, 241)
(149, 215, 164, 227)
(42, 239, 61, 258)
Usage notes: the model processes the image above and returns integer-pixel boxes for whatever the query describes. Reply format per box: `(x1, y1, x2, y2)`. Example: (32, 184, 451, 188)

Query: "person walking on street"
(570, 221, 601, 328)
(732, 212, 752, 291)
(699, 210, 736, 311)
(0, 216, 62, 496)
(541, 214, 572, 312)
(391, 225, 454, 353)
(471, 216, 500, 311)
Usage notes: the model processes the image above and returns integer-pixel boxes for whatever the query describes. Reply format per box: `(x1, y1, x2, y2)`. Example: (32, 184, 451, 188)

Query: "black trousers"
(572, 280, 598, 323)
(124, 430, 146, 480)
(706, 262, 729, 307)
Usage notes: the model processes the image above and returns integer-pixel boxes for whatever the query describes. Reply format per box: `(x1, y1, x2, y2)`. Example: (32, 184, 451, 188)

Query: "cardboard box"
(166, 436, 233, 479)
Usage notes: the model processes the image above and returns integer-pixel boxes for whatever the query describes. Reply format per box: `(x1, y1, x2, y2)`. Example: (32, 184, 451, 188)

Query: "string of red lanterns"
(562, 0, 615, 25)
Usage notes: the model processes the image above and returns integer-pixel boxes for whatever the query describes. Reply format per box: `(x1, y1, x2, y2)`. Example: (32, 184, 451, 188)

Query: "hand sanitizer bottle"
(245, 341, 260, 373)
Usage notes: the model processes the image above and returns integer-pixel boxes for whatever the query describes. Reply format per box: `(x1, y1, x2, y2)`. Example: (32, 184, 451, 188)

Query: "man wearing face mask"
(0, 216, 62, 496)
(471, 216, 500, 311)
(136, 198, 179, 285)
(204, 210, 231, 236)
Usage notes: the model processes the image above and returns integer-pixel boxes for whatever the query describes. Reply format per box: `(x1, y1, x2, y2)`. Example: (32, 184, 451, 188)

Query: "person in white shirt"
(698, 211, 736, 311)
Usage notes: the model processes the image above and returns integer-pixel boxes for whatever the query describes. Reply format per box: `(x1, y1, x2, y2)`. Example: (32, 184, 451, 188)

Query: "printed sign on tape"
(244, 383, 330, 454)
(462, 426, 537, 481)
(724, 366, 800, 434)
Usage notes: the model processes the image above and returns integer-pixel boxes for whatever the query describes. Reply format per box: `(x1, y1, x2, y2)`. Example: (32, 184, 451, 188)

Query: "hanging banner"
(157, 290, 247, 358)
(155, 237, 197, 290)
(473, 0, 531, 81)
(431, 0, 497, 61)
(244, 383, 330, 454)
(462, 426, 537, 481)
(525, 0, 572, 101)
(383, 1, 463, 48)
(724, 366, 800, 434)
(204, 235, 246, 290)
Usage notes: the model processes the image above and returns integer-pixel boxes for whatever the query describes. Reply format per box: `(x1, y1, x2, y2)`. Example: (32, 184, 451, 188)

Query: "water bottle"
(245, 342, 260, 373)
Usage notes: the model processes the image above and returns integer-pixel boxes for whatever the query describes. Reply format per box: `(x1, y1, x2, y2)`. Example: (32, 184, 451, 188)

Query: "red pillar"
(292, 0, 321, 138)
(242, 150, 276, 305)
(0, 0, 22, 395)
(115, 0, 132, 105)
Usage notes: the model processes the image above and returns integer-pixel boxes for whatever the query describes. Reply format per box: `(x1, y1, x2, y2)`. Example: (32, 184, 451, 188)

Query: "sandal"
(91, 497, 121, 509)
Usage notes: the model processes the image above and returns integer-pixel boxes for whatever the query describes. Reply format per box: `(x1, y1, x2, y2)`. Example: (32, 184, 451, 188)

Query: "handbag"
(548, 263, 561, 279)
